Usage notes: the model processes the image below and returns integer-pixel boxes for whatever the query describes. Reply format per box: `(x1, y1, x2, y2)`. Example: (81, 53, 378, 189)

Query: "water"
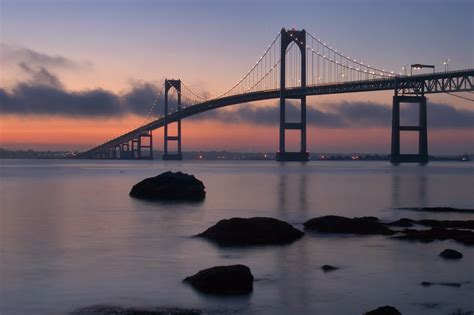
(1, 160, 473, 314)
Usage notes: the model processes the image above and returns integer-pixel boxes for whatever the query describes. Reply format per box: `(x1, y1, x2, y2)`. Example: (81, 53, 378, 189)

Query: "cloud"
(18, 62, 64, 89)
(1, 57, 472, 128)
(1, 44, 89, 70)
(192, 101, 474, 129)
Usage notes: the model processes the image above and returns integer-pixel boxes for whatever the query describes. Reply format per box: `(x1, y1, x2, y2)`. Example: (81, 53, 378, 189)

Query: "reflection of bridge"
(77, 28, 473, 163)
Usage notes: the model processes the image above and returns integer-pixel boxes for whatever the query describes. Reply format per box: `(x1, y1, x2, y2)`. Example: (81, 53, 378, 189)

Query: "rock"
(321, 265, 339, 272)
(183, 264, 254, 295)
(395, 227, 474, 245)
(303, 215, 395, 235)
(439, 249, 463, 259)
(129, 171, 205, 201)
(197, 217, 304, 246)
(364, 305, 401, 315)
(385, 218, 416, 227)
(71, 305, 201, 314)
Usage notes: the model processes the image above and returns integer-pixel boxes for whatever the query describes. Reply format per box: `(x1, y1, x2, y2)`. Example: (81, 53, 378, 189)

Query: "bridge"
(76, 28, 473, 163)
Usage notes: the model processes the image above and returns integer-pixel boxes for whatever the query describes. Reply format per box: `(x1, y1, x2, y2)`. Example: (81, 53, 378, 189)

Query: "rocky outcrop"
(129, 171, 205, 201)
(394, 227, 474, 245)
(418, 219, 474, 230)
(364, 305, 401, 315)
(385, 218, 416, 227)
(183, 264, 253, 295)
(304, 215, 395, 235)
(439, 249, 463, 259)
(197, 217, 304, 246)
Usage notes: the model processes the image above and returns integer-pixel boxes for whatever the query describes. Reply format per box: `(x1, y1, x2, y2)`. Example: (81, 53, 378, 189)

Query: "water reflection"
(277, 166, 308, 218)
(391, 168, 428, 208)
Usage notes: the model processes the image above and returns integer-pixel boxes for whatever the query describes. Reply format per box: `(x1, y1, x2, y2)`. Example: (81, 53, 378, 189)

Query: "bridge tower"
(163, 79, 183, 160)
(391, 82, 428, 164)
(277, 28, 309, 162)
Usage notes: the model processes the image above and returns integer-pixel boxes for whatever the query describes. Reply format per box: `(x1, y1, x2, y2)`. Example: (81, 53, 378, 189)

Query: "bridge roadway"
(78, 69, 473, 158)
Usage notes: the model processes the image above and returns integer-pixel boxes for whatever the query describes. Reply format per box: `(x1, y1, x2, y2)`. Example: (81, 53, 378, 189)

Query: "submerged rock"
(321, 265, 339, 272)
(183, 264, 253, 295)
(364, 305, 401, 315)
(439, 249, 463, 259)
(398, 207, 474, 214)
(395, 227, 474, 245)
(71, 305, 201, 314)
(303, 215, 395, 235)
(421, 281, 462, 288)
(197, 217, 304, 246)
(129, 171, 205, 201)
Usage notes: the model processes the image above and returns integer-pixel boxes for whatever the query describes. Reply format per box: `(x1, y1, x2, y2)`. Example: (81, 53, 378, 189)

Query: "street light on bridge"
(410, 64, 435, 75)
(443, 59, 450, 72)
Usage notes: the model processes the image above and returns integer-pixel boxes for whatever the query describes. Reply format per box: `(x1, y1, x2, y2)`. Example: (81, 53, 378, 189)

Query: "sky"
(0, 0, 473, 153)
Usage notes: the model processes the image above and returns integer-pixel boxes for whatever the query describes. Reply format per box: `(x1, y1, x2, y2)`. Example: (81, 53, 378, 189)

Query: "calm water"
(1, 159, 473, 315)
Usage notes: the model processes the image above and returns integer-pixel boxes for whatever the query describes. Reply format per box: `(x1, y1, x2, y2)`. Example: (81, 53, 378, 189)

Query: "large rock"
(364, 305, 401, 315)
(129, 171, 205, 201)
(439, 249, 463, 259)
(321, 265, 339, 272)
(197, 217, 304, 246)
(183, 264, 253, 295)
(304, 215, 395, 235)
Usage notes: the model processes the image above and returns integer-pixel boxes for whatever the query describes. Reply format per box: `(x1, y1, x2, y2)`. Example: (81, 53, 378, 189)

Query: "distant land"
(0, 148, 471, 162)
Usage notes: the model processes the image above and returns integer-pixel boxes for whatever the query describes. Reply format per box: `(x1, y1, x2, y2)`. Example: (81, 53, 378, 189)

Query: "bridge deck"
(77, 69, 473, 158)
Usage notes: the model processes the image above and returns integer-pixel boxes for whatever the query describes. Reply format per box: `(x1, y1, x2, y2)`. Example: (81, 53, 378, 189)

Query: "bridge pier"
(139, 131, 153, 160)
(390, 94, 428, 164)
(276, 28, 309, 162)
(163, 79, 183, 160)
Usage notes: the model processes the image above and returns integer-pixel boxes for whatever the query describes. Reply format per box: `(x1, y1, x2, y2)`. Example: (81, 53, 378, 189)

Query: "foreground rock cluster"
(303, 215, 395, 235)
(126, 174, 471, 312)
(71, 305, 201, 315)
(303, 215, 474, 246)
(129, 171, 205, 201)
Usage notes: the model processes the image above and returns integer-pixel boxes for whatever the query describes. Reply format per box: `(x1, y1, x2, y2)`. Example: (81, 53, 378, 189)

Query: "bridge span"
(77, 28, 473, 163)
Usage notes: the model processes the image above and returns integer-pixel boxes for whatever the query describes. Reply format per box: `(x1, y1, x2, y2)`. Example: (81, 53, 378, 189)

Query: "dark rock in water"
(419, 219, 474, 230)
(385, 218, 416, 227)
(421, 281, 462, 288)
(364, 305, 401, 315)
(439, 249, 463, 259)
(395, 227, 474, 245)
(71, 305, 201, 314)
(183, 264, 253, 295)
(321, 265, 339, 272)
(303, 215, 395, 235)
(398, 207, 474, 214)
(197, 217, 304, 246)
(129, 171, 205, 201)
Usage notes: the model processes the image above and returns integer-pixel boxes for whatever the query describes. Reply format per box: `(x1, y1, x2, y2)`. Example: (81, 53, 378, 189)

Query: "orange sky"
(1, 112, 472, 154)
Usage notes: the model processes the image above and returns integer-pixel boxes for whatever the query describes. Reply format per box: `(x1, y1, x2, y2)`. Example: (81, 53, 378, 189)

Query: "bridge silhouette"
(77, 28, 473, 163)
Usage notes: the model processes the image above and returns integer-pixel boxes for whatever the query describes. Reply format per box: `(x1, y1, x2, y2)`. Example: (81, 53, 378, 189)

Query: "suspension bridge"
(76, 28, 473, 163)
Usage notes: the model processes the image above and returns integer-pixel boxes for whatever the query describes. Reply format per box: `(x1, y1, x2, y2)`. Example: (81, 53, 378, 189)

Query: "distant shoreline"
(0, 148, 471, 162)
